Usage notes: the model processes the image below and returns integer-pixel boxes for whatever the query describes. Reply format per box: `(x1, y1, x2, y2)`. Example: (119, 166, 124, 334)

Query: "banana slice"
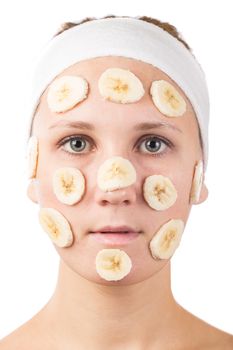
(189, 160, 204, 204)
(47, 75, 89, 112)
(38, 207, 73, 247)
(150, 80, 186, 117)
(52, 167, 85, 205)
(27, 135, 39, 179)
(143, 174, 177, 210)
(95, 248, 132, 281)
(97, 156, 137, 192)
(98, 67, 145, 103)
(149, 219, 184, 260)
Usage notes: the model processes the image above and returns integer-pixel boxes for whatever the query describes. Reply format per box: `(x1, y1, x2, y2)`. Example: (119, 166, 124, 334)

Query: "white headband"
(27, 17, 210, 170)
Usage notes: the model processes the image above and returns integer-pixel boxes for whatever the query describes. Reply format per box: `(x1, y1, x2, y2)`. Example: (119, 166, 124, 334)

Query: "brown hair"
(30, 14, 203, 152)
(54, 14, 192, 52)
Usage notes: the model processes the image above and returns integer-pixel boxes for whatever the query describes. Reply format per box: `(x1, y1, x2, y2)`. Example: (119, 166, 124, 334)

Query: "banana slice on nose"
(52, 167, 85, 205)
(47, 75, 89, 112)
(149, 219, 185, 260)
(95, 248, 132, 281)
(143, 174, 177, 210)
(98, 67, 145, 103)
(27, 135, 39, 179)
(97, 156, 137, 192)
(150, 80, 186, 117)
(38, 207, 73, 247)
(189, 160, 204, 204)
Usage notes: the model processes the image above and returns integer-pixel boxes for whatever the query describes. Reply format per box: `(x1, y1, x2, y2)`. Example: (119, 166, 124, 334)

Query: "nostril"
(95, 186, 137, 206)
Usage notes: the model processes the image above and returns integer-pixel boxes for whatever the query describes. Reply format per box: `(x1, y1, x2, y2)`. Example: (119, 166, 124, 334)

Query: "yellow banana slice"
(98, 67, 145, 103)
(27, 135, 39, 179)
(150, 80, 186, 117)
(97, 156, 137, 192)
(143, 174, 177, 210)
(149, 219, 184, 260)
(95, 248, 132, 281)
(52, 167, 85, 205)
(47, 75, 88, 112)
(38, 207, 73, 247)
(189, 160, 204, 204)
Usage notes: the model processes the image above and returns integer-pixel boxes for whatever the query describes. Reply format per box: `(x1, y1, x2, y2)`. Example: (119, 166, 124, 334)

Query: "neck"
(41, 259, 180, 349)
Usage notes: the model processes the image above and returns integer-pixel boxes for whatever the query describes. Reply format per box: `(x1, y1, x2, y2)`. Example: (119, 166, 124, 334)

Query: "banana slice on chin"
(27, 135, 39, 179)
(98, 67, 145, 103)
(52, 167, 85, 205)
(143, 174, 178, 210)
(47, 75, 89, 112)
(189, 160, 204, 204)
(95, 248, 132, 281)
(97, 156, 137, 192)
(149, 219, 185, 260)
(38, 207, 74, 248)
(150, 80, 186, 117)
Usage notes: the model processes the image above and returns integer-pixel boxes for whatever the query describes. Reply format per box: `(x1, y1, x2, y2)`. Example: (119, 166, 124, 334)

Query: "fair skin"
(1, 56, 233, 350)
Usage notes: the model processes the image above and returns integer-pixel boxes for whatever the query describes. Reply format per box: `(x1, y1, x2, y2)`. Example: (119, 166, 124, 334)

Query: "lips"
(90, 225, 140, 234)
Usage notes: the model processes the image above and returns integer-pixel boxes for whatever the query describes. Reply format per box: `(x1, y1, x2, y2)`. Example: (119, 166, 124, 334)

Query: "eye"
(59, 136, 93, 155)
(138, 136, 171, 156)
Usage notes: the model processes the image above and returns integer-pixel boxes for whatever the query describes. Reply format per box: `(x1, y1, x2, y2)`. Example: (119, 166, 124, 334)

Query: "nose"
(94, 185, 137, 206)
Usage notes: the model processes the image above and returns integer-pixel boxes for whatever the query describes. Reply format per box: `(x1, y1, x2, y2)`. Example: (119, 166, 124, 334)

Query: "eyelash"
(57, 134, 173, 158)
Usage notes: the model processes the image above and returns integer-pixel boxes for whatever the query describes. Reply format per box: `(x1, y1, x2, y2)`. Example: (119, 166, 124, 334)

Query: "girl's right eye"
(59, 136, 93, 156)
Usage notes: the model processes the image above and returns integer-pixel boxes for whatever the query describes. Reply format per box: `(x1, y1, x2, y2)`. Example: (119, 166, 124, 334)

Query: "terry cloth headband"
(26, 16, 210, 170)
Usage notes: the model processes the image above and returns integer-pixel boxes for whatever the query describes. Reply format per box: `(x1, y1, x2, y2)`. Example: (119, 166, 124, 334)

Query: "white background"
(0, 0, 232, 339)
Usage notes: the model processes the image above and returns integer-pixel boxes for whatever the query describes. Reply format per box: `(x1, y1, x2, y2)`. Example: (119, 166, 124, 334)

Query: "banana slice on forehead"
(149, 219, 185, 260)
(38, 207, 74, 248)
(143, 174, 177, 210)
(27, 135, 39, 179)
(47, 75, 89, 113)
(95, 248, 132, 281)
(150, 80, 186, 117)
(52, 167, 85, 205)
(189, 160, 204, 204)
(98, 67, 145, 103)
(97, 156, 137, 192)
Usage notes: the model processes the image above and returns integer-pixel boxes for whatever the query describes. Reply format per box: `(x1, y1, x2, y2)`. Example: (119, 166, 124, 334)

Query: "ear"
(195, 182, 208, 204)
(27, 179, 38, 204)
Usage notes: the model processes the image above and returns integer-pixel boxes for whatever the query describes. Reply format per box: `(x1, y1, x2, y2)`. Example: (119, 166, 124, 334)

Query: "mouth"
(89, 225, 141, 234)
(89, 226, 141, 245)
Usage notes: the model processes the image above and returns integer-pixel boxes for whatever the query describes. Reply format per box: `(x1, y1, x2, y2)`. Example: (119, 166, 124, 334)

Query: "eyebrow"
(48, 120, 182, 133)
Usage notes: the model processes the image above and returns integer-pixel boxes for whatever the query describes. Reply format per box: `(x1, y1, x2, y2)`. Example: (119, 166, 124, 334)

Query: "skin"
(1, 56, 233, 350)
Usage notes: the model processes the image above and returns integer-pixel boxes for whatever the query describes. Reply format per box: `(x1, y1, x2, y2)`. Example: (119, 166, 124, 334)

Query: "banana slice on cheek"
(149, 219, 185, 260)
(143, 174, 178, 210)
(38, 207, 74, 248)
(52, 167, 85, 205)
(189, 160, 204, 204)
(27, 135, 39, 179)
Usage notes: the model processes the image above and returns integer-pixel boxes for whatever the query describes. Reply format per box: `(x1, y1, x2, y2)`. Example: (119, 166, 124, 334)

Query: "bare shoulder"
(0, 312, 53, 350)
(176, 304, 233, 349)
(202, 328, 233, 350)
(0, 322, 40, 350)
(204, 327, 233, 349)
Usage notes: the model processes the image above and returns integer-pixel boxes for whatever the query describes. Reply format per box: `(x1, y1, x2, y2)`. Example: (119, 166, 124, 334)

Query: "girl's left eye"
(137, 136, 170, 156)
(58, 135, 171, 157)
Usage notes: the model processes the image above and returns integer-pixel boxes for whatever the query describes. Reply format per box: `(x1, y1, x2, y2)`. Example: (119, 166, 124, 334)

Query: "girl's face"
(28, 56, 208, 285)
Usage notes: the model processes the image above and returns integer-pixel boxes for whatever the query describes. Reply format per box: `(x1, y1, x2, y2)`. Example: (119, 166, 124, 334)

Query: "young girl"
(1, 14, 233, 350)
